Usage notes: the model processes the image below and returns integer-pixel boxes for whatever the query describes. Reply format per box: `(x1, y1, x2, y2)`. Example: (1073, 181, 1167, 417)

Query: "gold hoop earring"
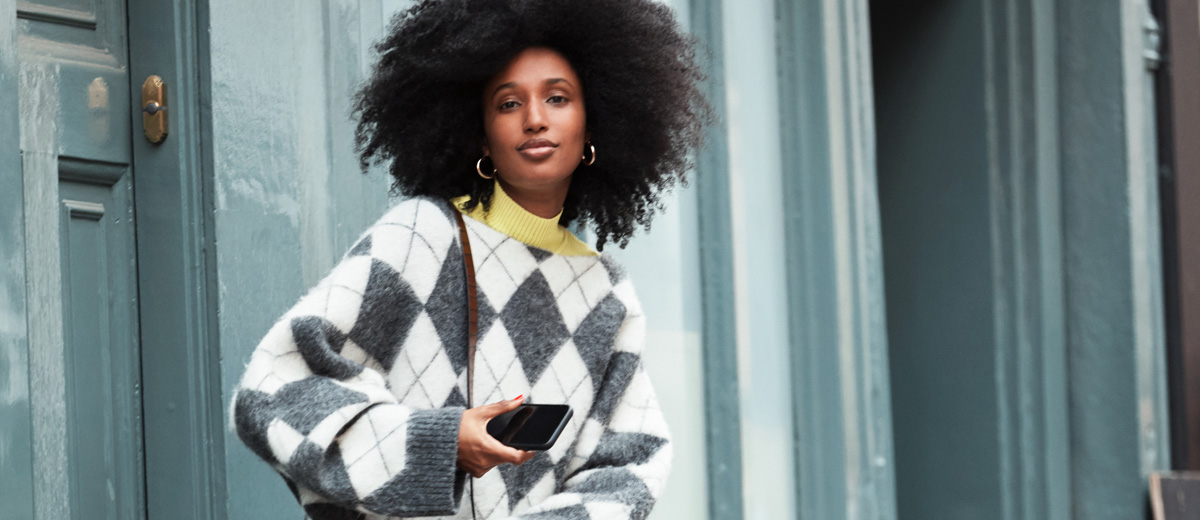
(581, 142, 596, 166)
(476, 156, 496, 180)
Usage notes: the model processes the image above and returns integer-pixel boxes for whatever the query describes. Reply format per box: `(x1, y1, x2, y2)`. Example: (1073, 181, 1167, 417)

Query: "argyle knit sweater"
(231, 196, 672, 520)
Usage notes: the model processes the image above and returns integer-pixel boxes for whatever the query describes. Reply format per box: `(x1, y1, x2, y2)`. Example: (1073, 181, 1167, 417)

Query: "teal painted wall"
(873, 3, 1003, 518)
(208, 2, 392, 516)
(0, 1, 35, 518)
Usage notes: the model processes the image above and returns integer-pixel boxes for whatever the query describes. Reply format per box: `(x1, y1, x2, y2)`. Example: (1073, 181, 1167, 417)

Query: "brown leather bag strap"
(453, 208, 479, 409)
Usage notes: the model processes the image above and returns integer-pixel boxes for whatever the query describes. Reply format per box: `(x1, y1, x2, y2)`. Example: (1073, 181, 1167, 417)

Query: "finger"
(501, 446, 534, 465)
(516, 450, 537, 465)
(478, 435, 527, 466)
(480, 432, 519, 457)
(479, 394, 525, 418)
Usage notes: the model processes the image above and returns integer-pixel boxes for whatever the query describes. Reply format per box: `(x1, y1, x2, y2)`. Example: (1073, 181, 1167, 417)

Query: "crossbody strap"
(453, 208, 479, 409)
(453, 207, 481, 518)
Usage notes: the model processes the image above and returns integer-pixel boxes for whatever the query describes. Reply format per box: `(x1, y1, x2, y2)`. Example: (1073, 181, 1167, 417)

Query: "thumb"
(480, 394, 525, 419)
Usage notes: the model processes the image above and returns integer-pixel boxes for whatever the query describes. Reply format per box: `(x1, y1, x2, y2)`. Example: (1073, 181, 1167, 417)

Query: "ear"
(481, 137, 491, 157)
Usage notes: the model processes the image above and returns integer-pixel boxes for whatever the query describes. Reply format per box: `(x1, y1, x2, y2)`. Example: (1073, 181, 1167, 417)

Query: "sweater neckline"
(451, 181, 598, 257)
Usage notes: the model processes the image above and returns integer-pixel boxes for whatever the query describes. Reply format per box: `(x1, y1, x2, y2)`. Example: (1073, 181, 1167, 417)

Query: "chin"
(504, 166, 575, 187)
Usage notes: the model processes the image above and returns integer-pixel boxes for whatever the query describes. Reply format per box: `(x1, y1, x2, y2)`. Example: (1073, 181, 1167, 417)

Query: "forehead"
(486, 47, 581, 92)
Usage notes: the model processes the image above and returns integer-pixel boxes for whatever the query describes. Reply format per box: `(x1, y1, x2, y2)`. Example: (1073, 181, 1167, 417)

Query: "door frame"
(1057, 0, 1172, 516)
(127, 0, 226, 518)
(686, 0, 746, 517)
(776, 0, 898, 518)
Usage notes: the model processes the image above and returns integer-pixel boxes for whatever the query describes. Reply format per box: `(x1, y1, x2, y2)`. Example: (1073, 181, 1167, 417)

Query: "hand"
(457, 395, 537, 478)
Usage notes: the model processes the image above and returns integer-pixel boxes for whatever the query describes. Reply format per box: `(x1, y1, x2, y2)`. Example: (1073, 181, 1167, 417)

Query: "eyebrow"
(491, 78, 574, 98)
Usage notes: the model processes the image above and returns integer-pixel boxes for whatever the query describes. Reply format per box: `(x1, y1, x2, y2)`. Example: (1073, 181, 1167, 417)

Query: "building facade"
(2, 0, 1196, 519)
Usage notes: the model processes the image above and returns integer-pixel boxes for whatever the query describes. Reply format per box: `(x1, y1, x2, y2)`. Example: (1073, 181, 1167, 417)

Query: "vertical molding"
(1124, 0, 1172, 482)
(1058, 0, 1171, 517)
(982, 0, 1071, 519)
(777, 0, 896, 518)
(689, 0, 744, 518)
(197, 1, 229, 516)
(21, 62, 71, 520)
(0, 0, 35, 518)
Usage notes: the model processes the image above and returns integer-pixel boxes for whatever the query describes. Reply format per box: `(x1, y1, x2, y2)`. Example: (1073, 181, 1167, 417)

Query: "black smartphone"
(486, 404, 573, 451)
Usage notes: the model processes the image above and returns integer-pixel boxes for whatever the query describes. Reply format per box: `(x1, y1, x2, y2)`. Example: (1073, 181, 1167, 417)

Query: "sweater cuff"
(359, 406, 465, 516)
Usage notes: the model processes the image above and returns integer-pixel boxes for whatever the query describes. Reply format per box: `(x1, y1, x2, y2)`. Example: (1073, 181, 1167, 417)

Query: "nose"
(524, 101, 548, 133)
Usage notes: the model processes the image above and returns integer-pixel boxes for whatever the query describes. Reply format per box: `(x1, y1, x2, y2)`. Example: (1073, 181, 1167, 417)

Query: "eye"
(499, 100, 520, 110)
(547, 95, 567, 104)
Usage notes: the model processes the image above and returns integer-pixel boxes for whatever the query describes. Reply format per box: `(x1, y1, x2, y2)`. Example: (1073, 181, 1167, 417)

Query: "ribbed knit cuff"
(359, 406, 464, 516)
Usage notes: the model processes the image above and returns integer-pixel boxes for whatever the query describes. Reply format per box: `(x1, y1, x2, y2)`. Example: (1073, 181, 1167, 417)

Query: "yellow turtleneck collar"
(451, 181, 598, 257)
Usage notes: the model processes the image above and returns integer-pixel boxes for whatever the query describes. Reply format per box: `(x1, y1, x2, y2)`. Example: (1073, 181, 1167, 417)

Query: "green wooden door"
(18, 0, 144, 517)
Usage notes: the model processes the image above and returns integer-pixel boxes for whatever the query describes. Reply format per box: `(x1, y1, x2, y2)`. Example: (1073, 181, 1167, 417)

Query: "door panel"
(17, 0, 141, 518)
(19, 0, 124, 55)
(58, 163, 143, 519)
(17, 0, 131, 165)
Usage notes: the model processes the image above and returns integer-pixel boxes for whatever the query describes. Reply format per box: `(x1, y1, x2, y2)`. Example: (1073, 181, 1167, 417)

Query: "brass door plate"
(142, 75, 168, 144)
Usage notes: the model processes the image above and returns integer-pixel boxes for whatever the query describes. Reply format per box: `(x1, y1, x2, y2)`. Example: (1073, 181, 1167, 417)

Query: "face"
(482, 47, 587, 194)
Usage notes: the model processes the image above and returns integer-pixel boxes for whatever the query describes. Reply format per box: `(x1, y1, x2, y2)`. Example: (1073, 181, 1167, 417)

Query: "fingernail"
(513, 394, 523, 401)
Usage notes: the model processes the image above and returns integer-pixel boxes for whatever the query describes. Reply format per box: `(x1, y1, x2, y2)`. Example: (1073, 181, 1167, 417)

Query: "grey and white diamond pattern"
(389, 311, 459, 408)
(473, 320, 530, 406)
(340, 405, 410, 498)
(232, 197, 670, 520)
(469, 228, 540, 310)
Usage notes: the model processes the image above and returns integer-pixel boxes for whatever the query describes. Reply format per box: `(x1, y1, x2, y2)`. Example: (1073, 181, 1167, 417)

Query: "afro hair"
(353, 0, 711, 250)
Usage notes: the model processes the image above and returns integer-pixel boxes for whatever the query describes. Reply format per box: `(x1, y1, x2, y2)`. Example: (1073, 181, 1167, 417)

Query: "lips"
(518, 138, 558, 151)
(517, 138, 558, 159)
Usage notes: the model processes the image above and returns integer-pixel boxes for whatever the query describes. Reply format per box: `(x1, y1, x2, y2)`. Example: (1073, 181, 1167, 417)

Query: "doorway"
(870, 2, 1005, 518)
(15, 0, 220, 517)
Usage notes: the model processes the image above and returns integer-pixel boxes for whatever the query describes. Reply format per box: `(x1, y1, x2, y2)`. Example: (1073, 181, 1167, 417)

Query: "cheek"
(561, 108, 588, 141)
(485, 118, 518, 147)
(486, 109, 532, 136)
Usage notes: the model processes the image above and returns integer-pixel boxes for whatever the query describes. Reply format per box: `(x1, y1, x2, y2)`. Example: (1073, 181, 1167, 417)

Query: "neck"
(496, 177, 570, 219)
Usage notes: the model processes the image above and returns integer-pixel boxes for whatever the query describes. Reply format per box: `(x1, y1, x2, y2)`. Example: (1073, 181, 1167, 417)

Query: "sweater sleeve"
(506, 282, 673, 520)
(230, 204, 467, 518)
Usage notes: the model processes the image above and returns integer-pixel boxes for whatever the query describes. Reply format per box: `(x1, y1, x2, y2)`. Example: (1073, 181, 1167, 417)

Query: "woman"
(231, 0, 709, 518)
